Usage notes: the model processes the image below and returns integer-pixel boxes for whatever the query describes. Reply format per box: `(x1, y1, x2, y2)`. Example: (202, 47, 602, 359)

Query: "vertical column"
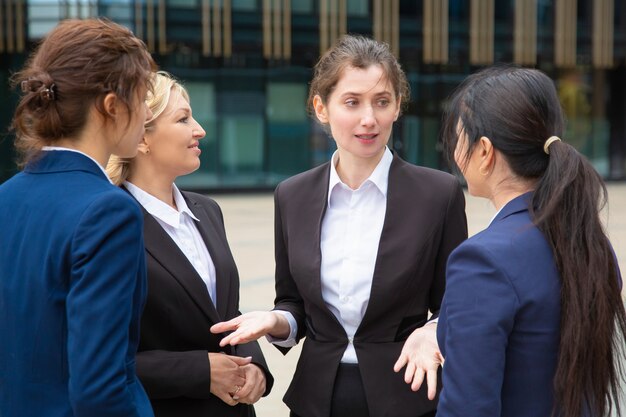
(273, 0, 281, 58)
(263, 0, 291, 59)
(283, 0, 291, 59)
(146, 0, 155, 52)
(202, 0, 211, 56)
(158, 0, 166, 54)
(224, 0, 232, 58)
(373, 0, 399, 56)
(0, 0, 4, 54)
(6, 0, 14, 53)
(514, 0, 537, 65)
(16, 0, 23, 52)
(423, 0, 449, 64)
(470, 0, 494, 65)
(319, 0, 345, 55)
(555, 0, 577, 67)
(212, 0, 222, 56)
(135, 0, 143, 40)
(593, 0, 614, 69)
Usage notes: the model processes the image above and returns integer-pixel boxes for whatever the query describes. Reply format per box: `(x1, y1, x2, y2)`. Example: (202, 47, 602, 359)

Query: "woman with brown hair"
(437, 65, 626, 417)
(0, 18, 156, 417)
(212, 34, 467, 417)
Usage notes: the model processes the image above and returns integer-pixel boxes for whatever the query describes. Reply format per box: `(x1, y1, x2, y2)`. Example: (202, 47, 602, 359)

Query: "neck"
(128, 164, 177, 208)
(335, 148, 386, 190)
(54, 137, 109, 168)
(489, 177, 535, 211)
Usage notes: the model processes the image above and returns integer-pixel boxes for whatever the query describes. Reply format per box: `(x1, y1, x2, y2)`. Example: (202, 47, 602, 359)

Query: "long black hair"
(442, 65, 626, 417)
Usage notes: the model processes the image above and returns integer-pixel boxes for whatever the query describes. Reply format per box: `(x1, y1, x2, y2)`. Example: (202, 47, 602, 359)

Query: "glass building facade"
(1, 0, 626, 190)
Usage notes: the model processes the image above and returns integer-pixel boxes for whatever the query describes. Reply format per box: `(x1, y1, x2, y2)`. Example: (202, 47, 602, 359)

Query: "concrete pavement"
(211, 183, 626, 417)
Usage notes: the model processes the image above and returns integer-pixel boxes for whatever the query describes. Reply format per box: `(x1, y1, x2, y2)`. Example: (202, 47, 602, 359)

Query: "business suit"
(133, 190, 273, 417)
(273, 152, 467, 417)
(437, 193, 561, 417)
(0, 150, 153, 417)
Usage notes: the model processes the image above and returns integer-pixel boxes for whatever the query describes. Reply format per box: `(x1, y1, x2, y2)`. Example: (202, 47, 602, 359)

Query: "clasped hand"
(208, 353, 266, 406)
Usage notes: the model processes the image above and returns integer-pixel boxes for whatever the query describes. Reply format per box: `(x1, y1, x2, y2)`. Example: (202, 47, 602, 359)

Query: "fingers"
(210, 317, 241, 334)
(216, 390, 239, 406)
(234, 364, 266, 404)
(393, 354, 408, 373)
(219, 329, 252, 347)
(426, 368, 438, 400)
(409, 366, 425, 392)
(229, 355, 252, 366)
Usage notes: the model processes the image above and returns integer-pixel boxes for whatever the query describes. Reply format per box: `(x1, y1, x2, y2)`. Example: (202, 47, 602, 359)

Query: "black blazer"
(132, 190, 273, 417)
(273, 153, 467, 417)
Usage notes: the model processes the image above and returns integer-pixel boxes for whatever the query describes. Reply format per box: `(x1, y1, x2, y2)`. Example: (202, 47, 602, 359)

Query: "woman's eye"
(345, 99, 357, 107)
(178, 117, 189, 123)
(377, 99, 390, 107)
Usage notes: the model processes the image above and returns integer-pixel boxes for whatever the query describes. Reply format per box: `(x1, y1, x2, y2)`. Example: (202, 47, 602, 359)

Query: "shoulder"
(181, 190, 221, 212)
(276, 162, 330, 195)
(392, 156, 459, 191)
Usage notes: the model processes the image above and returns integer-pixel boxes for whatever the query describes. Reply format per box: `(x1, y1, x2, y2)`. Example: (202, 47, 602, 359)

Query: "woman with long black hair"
(437, 65, 626, 417)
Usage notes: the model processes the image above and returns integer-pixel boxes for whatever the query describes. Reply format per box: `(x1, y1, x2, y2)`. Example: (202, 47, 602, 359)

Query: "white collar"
(123, 181, 199, 228)
(327, 147, 393, 205)
(42, 146, 112, 184)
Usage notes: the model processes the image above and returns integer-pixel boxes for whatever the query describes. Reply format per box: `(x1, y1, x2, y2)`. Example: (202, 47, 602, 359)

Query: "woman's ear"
(393, 95, 401, 121)
(313, 95, 328, 124)
(478, 136, 495, 175)
(137, 136, 150, 156)
(102, 92, 119, 118)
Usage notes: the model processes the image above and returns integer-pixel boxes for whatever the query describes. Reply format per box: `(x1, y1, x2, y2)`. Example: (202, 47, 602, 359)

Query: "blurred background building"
(1, 0, 625, 190)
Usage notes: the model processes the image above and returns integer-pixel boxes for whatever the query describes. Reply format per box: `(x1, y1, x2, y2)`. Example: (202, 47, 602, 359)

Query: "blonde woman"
(107, 72, 272, 417)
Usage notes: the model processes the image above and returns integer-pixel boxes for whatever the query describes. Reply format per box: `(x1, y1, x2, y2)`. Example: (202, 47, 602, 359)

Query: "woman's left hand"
(393, 322, 443, 400)
(232, 364, 266, 405)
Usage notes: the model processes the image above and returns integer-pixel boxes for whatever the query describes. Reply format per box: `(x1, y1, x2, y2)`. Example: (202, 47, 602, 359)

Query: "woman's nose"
(192, 118, 206, 139)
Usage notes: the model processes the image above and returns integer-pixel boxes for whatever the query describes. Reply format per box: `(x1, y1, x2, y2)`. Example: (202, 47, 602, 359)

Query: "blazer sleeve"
(437, 242, 519, 417)
(67, 193, 145, 417)
(136, 349, 214, 399)
(429, 180, 467, 319)
(272, 183, 307, 352)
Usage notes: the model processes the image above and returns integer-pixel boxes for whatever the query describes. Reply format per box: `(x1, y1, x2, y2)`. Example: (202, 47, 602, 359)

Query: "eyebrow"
(339, 91, 393, 98)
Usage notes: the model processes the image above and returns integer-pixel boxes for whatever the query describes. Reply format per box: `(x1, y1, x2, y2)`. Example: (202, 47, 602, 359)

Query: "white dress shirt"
(271, 147, 393, 363)
(124, 181, 217, 304)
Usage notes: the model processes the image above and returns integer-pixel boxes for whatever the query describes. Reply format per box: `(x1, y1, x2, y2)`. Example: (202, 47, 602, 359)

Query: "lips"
(188, 141, 199, 149)
(355, 133, 378, 140)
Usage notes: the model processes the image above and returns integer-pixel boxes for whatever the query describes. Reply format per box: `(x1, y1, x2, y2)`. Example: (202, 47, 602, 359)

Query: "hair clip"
(40, 84, 56, 101)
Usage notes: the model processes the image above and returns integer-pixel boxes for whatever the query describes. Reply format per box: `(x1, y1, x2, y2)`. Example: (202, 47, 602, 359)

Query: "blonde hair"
(106, 71, 189, 185)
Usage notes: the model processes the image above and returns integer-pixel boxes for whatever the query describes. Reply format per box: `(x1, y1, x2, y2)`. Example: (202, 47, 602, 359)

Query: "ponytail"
(532, 140, 626, 417)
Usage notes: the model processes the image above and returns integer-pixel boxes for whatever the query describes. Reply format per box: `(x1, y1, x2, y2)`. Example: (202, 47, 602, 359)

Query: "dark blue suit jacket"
(0, 151, 153, 417)
(437, 193, 561, 417)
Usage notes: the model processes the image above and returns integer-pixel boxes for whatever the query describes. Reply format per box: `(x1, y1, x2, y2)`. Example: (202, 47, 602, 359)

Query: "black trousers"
(290, 363, 437, 417)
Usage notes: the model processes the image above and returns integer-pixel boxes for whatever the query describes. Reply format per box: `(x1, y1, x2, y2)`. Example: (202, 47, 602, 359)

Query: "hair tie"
(543, 136, 561, 155)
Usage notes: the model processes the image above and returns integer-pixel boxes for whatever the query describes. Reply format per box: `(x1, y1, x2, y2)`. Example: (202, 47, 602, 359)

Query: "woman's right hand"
(210, 311, 290, 347)
(208, 353, 251, 406)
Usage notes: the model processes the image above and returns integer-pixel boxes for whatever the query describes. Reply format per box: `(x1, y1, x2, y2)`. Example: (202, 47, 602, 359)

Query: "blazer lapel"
(185, 197, 232, 319)
(301, 163, 331, 308)
(142, 208, 222, 324)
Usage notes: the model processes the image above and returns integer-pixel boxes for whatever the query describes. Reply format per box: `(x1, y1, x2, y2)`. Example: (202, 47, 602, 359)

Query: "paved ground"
(211, 183, 626, 417)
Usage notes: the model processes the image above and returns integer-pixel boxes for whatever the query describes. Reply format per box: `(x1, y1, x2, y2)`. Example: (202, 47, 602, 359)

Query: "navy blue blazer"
(0, 151, 153, 417)
(437, 193, 561, 417)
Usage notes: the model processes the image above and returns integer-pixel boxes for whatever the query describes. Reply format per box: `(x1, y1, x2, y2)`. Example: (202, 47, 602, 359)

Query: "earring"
(479, 167, 489, 176)
(145, 148, 150, 155)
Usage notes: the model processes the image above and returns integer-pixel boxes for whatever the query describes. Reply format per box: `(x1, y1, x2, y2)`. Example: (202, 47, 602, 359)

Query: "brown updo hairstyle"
(307, 34, 410, 122)
(10, 18, 156, 167)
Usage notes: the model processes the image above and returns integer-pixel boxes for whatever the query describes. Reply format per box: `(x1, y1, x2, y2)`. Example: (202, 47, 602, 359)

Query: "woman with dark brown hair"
(212, 34, 467, 417)
(0, 18, 156, 417)
(437, 65, 626, 417)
